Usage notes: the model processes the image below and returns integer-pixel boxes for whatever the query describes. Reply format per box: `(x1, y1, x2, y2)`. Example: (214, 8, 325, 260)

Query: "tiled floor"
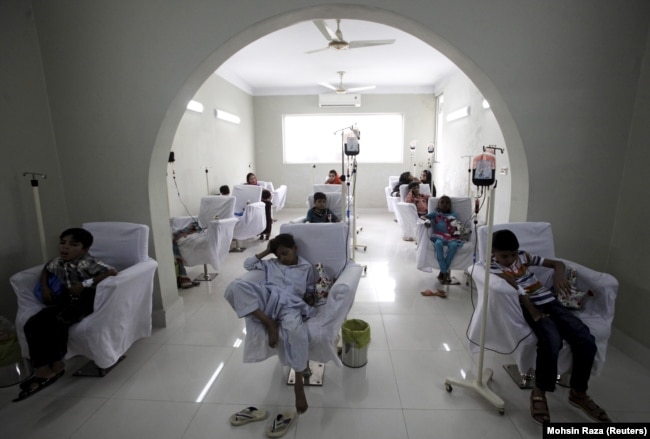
(1, 209, 649, 438)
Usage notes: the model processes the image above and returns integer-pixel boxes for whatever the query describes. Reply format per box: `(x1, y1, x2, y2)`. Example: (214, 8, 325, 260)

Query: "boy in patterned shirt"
(490, 229, 610, 425)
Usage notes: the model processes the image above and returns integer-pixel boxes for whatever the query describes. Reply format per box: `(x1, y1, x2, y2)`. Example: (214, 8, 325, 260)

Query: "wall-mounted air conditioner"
(318, 93, 361, 107)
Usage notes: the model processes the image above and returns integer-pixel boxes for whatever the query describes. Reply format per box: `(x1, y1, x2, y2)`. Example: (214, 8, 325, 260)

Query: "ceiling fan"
(319, 71, 376, 94)
(306, 19, 396, 54)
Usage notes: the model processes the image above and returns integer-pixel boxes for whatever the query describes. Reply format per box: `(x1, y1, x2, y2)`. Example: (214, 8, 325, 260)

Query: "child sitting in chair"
(490, 229, 610, 425)
(224, 234, 316, 415)
(16, 228, 117, 402)
(421, 195, 465, 285)
(306, 192, 339, 223)
(404, 181, 430, 215)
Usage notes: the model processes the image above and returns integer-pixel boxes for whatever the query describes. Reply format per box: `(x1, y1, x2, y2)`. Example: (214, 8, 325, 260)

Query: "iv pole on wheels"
(444, 183, 504, 414)
(334, 125, 367, 261)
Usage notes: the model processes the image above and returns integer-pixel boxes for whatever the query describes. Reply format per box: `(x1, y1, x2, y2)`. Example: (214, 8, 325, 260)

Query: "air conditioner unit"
(318, 93, 361, 107)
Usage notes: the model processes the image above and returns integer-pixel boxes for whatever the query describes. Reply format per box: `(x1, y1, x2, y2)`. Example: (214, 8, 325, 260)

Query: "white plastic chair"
(170, 196, 238, 279)
(11, 222, 158, 375)
(467, 222, 617, 386)
(227, 222, 363, 377)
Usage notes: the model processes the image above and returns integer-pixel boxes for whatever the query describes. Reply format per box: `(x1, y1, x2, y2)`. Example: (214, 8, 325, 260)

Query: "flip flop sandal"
(530, 392, 550, 425)
(265, 410, 297, 438)
(568, 393, 611, 422)
(421, 289, 447, 298)
(230, 406, 268, 426)
(13, 371, 64, 403)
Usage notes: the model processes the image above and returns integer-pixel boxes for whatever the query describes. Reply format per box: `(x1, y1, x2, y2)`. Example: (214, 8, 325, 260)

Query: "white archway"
(148, 4, 528, 324)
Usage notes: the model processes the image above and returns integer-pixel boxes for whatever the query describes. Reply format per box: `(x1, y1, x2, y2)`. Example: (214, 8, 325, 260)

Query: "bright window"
(283, 113, 403, 164)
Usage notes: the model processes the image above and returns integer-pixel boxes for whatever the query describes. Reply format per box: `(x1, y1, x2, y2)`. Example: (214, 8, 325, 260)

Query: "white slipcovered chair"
(385, 176, 399, 213)
(291, 192, 344, 224)
(467, 222, 617, 387)
(415, 197, 476, 286)
(11, 222, 158, 376)
(394, 184, 432, 241)
(170, 196, 238, 279)
(272, 184, 287, 213)
(231, 184, 266, 251)
(229, 222, 363, 382)
(313, 183, 342, 193)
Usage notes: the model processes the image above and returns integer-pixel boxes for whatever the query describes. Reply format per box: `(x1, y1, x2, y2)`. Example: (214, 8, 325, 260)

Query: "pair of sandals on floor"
(13, 368, 65, 402)
(530, 388, 611, 425)
(230, 406, 297, 437)
(420, 271, 460, 298)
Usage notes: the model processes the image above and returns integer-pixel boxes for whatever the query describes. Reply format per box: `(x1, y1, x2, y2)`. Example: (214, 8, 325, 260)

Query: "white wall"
(253, 94, 434, 209)
(435, 73, 510, 225)
(167, 75, 255, 217)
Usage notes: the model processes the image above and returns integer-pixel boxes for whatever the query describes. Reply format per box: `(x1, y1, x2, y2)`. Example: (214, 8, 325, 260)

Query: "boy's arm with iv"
(494, 273, 546, 322)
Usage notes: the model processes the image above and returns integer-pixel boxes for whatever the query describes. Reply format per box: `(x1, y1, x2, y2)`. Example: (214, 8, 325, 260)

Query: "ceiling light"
(446, 106, 470, 122)
(186, 100, 204, 113)
(214, 109, 240, 124)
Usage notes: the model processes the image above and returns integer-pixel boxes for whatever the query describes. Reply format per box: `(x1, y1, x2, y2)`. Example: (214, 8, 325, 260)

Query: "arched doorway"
(149, 4, 528, 324)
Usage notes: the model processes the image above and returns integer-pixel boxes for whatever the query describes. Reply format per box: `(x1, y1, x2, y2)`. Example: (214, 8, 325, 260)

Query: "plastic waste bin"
(341, 319, 370, 368)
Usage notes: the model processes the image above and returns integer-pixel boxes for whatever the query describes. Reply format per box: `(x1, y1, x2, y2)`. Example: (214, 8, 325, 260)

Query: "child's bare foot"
(294, 377, 308, 414)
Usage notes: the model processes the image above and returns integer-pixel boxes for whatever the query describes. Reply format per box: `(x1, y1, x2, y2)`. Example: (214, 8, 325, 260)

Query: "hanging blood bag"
(472, 152, 496, 186)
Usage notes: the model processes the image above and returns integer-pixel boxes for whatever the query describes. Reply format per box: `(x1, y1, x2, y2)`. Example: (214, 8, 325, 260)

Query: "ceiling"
(216, 19, 461, 96)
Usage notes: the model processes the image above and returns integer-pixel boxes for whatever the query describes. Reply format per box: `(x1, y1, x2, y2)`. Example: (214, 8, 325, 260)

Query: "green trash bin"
(341, 319, 370, 368)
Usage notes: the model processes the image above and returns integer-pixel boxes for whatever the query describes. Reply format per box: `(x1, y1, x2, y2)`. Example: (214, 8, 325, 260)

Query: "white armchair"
(11, 222, 158, 375)
(415, 197, 476, 284)
(231, 184, 266, 250)
(170, 196, 238, 279)
(272, 184, 287, 213)
(467, 222, 617, 386)
(290, 192, 344, 224)
(385, 176, 399, 216)
(313, 183, 342, 194)
(228, 222, 363, 375)
(394, 184, 432, 241)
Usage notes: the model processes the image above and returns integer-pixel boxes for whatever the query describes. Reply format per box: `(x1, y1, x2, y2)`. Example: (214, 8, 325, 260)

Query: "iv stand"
(444, 182, 505, 414)
(196, 166, 217, 281)
(334, 126, 367, 260)
(23, 172, 48, 263)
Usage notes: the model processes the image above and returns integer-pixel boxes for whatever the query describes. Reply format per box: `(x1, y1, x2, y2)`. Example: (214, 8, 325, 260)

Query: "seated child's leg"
(522, 305, 563, 392)
(280, 310, 310, 414)
(546, 301, 597, 392)
(224, 280, 270, 319)
(433, 240, 448, 273)
(445, 240, 461, 266)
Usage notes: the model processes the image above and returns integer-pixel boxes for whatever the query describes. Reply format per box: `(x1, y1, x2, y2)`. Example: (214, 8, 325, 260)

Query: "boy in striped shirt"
(490, 229, 610, 425)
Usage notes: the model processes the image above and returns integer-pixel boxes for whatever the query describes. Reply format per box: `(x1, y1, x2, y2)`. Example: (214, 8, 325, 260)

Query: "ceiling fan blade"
(319, 82, 338, 91)
(347, 39, 396, 49)
(347, 85, 377, 92)
(313, 20, 336, 42)
(305, 46, 330, 54)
